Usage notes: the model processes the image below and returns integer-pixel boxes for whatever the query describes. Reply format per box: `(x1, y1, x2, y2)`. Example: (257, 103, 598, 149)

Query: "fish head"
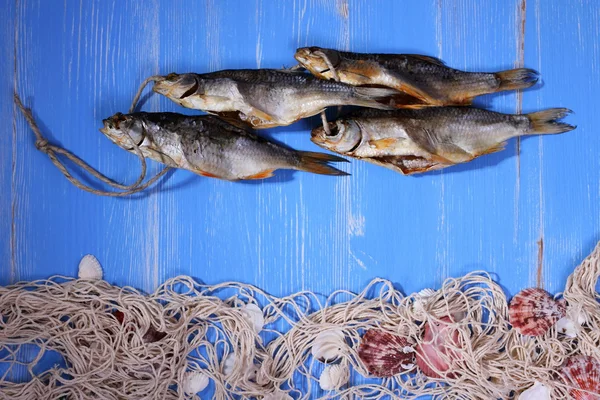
(152, 73, 204, 104)
(294, 47, 341, 80)
(311, 119, 362, 154)
(100, 113, 146, 151)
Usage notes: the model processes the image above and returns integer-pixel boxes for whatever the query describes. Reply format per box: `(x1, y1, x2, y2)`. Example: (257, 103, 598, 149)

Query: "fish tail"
(525, 108, 576, 135)
(297, 151, 350, 176)
(351, 87, 399, 110)
(496, 68, 540, 91)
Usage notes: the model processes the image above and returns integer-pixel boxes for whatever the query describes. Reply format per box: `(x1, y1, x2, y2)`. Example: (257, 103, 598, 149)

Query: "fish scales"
(311, 107, 574, 175)
(100, 112, 348, 181)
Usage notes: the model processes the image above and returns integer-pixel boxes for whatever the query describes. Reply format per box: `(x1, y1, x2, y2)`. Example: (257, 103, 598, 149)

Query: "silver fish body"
(151, 69, 397, 129)
(295, 47, 539, 107)
(311, 107, 575, 175)
(100, 112, 348, 181)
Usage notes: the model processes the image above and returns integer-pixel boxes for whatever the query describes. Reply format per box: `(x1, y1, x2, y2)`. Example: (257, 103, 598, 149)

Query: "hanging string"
(314, 50, 342, 136)
(129, 75, 162, 113)
(13, 76, 170, 197)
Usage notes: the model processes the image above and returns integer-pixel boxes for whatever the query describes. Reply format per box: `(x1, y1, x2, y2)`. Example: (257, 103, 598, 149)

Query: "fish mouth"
(310, 122, 339, 145)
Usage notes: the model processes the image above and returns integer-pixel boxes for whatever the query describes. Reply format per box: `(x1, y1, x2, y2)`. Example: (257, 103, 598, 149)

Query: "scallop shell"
(241, 303, 264, 334)
(262, 392, 293, 400)
(415, 316, 461, 379)
(508, 288, 566, 336)
(182, 371, 210, 394)
(357, 329, 415, 377)
(518, 381, 551, 400)
(319, 363, 349, 391)
(311, 328, 346, 362)
(556, 316, 578, 338)
(560, 355, 600, 399)
(78, 254, 103, 280)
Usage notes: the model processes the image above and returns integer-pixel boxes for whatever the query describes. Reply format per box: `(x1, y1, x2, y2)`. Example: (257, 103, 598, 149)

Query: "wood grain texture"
(1, 0, 15, 284)
(2, 0, 600, 393)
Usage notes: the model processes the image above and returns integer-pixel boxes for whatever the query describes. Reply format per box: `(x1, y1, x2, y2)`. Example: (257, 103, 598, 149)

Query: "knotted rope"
(13, 75, 169, 197)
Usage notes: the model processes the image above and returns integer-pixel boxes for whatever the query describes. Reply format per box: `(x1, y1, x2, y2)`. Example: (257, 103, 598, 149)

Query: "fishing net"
(1, 242, 599, 399)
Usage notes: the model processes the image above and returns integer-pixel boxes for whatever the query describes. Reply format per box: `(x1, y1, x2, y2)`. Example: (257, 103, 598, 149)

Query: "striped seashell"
(311, 328, 346, 363)
(560, 355, 600, 400)
(357, 329, 415, 377)
(182, 371, 210, 394)
(508, 288, 566, 336)
(319, 363, 349, 391)
(78, 254, 103, 280)
(241, 303, 265, 334)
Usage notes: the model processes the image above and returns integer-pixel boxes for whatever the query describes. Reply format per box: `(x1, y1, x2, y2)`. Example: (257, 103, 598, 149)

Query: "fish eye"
(165, 72, 178, 81)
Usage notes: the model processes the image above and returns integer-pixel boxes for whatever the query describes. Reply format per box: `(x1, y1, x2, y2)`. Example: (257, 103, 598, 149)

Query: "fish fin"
(433, 144, 475, 164)
(366, 155, 446, 175)
(399, 126, 471, 164)
(474, 142, 506, 157)
(198, 171, 221, 178)
(246, 107, 277, 125)
(143, 148, 178, 167)
(387, 91, 429, 109)
(368, 137, 399, 150)
(297, 152, 350, 176)
(352, 87, 400, 110)
(525, 108, 576, 135)
(213, 112, 254, 130)
(245, 169, 275, 180)
(404, 54, 446, 66)
(495, 68, 540, 91)
(298, 151, 349, 163)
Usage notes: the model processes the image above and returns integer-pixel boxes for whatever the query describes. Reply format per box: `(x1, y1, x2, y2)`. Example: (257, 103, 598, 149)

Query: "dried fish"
(311, 107, 575, 175)
(100, 112, 348, 181)
(295, 47, 539, 107)
(150, 69, 398, 129)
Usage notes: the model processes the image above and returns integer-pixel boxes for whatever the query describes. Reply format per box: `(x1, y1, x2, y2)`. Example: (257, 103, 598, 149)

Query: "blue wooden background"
(1, 0, 599, 308)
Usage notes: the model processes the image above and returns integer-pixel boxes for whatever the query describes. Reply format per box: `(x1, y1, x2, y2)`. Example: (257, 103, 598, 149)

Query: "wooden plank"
(434, 0, 529, 294)
(3, 0, 600, 394)
(0, 0, 15, 285)
(527, 0, 600, 291)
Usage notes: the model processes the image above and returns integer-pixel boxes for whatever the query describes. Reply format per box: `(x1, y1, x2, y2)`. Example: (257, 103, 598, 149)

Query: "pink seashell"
(415, 316, 461, 379)
(560, 355, 600, 400)
(357, 329, 415, 377)
(508, 288, 566, 337)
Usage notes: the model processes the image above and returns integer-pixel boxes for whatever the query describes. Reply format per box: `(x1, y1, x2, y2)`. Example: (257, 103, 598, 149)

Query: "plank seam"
(10, 0, 20, 283)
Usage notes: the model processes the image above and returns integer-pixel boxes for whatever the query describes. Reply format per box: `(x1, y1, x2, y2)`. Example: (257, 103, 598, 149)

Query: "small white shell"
(417, 288, 436, 297)
(241, 303, 264, 334)
(223, 353, 236, 376)
(223, 353, 256, 380)
(319, 364, 349, 391)
(412, 288, 436, 313)
(311, 328, 346, 362)
(78, 254, 103, 280)
(182, 371, 210, 394)
(262, 392, 293, 400)
(556, 316, 577, 338)
(518, 381, 551, 400)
